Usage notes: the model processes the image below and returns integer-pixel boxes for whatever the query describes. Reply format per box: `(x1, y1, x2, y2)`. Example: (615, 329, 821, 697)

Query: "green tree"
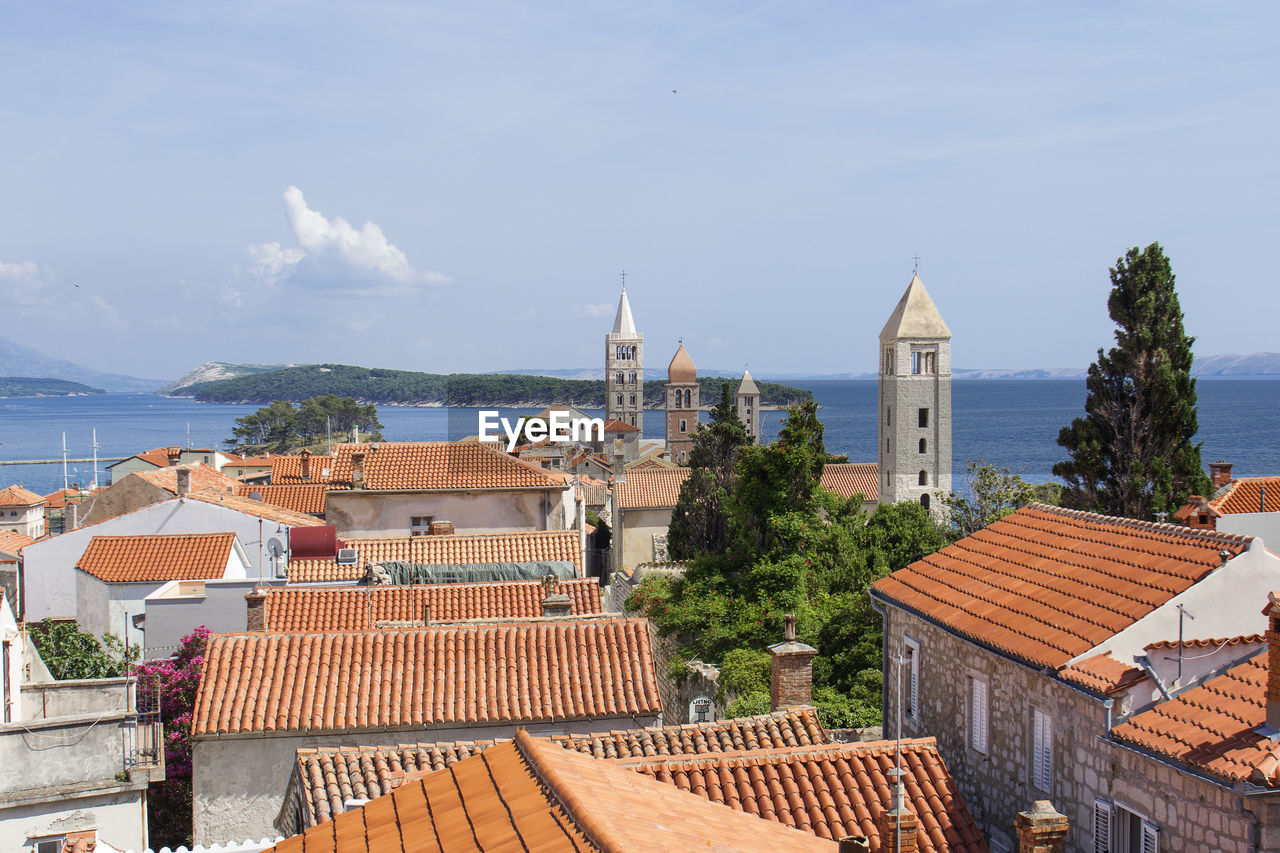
(940, 460, 1036, 537)
(225, 396, 382, 453)
(668, 383, 751, 560)
(26, 620, 137, 679)
(1054, 244, 1211, 518)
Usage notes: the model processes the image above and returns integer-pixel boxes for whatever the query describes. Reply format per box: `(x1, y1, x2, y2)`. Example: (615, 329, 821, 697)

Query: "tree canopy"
(667, 383, 751, 560)
(1054, 243, 1210, 518)
(225, 395, 383, 453)
(940, 460, 1036, 537)
(26, 620, 136, 679)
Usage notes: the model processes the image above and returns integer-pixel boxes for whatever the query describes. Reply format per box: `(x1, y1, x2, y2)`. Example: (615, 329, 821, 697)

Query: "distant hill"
(1191, 353, 1280, 377)
(159, 361, 295, 395)
(167, 363, 812, 408)
(0, 376, 106, 397)
(0, 337, 164, 392)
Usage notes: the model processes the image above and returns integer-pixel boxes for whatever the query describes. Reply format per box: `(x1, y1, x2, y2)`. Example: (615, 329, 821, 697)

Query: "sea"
(2, 380, 1278, 497)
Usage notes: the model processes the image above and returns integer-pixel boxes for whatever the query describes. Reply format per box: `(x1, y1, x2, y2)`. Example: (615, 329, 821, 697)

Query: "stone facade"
(881, 603, 1280, 853)
(664, 343, 699, 466)
(735, 369, 762, 444)
(605, 288, 644, 430)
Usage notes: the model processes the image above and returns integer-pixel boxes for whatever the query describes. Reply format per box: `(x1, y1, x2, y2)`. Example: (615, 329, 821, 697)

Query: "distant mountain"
(0, 337, 164, 392)
(159, 361, 295, 395)
(0, 376, 106, 397)
(1191, 353, 1280, 377)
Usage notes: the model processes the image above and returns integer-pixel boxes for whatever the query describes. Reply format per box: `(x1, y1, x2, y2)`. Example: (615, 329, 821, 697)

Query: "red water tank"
(290, 525, 339, 560)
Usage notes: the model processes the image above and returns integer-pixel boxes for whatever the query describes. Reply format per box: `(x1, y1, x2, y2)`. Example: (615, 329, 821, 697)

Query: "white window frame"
(903, 637, 920, 721)
(968, 674, 988, 754)
(1096, 799, 1159, 853)
(409, 515, 434, 537)
(1031, 708, 1052, 793)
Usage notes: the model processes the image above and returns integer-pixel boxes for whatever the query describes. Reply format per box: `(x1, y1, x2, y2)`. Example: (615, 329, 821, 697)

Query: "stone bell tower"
(665, 342, 698, 465)
(735, 368, 761, 444)
(877, 274, 951, 512)
(605, 280, 644, 430)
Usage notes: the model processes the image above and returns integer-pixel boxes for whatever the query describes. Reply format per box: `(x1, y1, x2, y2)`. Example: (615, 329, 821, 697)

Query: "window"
(410, 515, 434, 536)
(920, 493, 930, 510)
(673, 391, 681, 408)
(886, 407, 891, 426)
(912, 351, 922, 374)
(629, 372, 636, 383)
(35, 839, 65, 853)
(903, 638, 919, 720)
(1031, 709, 1052, 792)
(616, 372, 624, 384)
(1095, 800, 1159, 853)
(918, 408, 929, 428)
(918, 470, 928, 486)
(926, 352, 936, 373)
(616, 395, 623, 406)
(968, 676, 988, 753)
(919, 438, 927, 453)
(629, 394, 636, 406)
(679, 419, 687, 432)
(684, 389, 691, 407)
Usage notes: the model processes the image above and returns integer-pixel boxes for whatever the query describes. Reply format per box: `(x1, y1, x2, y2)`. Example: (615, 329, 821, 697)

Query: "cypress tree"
(1053, 243, 1210, 519)
(667, 383, 750, 559)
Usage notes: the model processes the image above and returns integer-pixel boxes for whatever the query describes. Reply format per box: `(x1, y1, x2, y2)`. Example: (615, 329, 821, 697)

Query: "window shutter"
(1093, 799, 1111, 853)
(1141, 821, 1159, 853)
(909, 650, 919, 719)
(970, 678, 988, 753)
(1032, 709, 1052, 792)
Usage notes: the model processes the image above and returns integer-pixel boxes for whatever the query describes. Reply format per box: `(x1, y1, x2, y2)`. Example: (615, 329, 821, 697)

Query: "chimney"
(612, 441, 626, 485)
(299, 449, 311, 482)
(1174, 495, 1218, 531)
(166, 446, 182, 466)
(768, 613, 817, 712)
(1209, 461, 1233, 489)
(245, 588, 267, 632)
(351, 451, 365, 489)
(175, 466, 192, 497)
(876, 796, 918, 852)
(1263, 592, 1280, 733)
(1015, 800, 1069, 853)
(541, 574, 572, 617)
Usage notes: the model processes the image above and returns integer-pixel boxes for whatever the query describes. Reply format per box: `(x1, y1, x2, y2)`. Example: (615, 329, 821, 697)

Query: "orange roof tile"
(260, 579, 603, 631)
(0, 484, 45, 507)
(871, 504, 1252, 669)
(232, 454, 275, 467)
(614, 468, 689, 509)
(76, 532, 237, 583)
(193, 618, 662, 736)
(132, 463, 243, 495)
(42, 487, 93, 509)
(1059, 653, 1147, 695)
(1144, 633, 1266, 651)
(327, 442, 566, 491)
(619, 738, 987, 851)
(187, 488, 326, 527)
(0, 529, 34, 555)
(1112, 649, 1280, 787)
(128, 447, 180, 468)
(819, 463, 879, 502)
(602, 419, 640, 433)
(265, 730, 837, 853)
(288, 529, 582, 583)
(233, 484, 328, 515)
(271, 454, 337, 485)
(1212, 477, 1280, 514)
(286, 708, 830, 829)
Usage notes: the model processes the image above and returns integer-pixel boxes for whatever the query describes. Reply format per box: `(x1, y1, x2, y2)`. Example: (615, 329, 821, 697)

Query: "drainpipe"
(870, 594, 890, 728)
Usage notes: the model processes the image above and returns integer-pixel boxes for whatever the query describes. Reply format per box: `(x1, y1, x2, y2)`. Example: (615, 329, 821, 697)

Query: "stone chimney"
(175, 466, 192, 497)
(245, 588, 267, 632)
(876, 805, 918, 850)
(1263, 592, 1280, 733)
(1015, 800, 1069, 853)
(540, 574, 572, 617)
(166, 446, 182, 466)
(1209, 461, 1233, 489)
(769, 613, 817, 712)
(350, 451, 366, 489)
(299, 449, 312, 482)
(1173, 495, 1219, 530)
(612, 441, 626, 485)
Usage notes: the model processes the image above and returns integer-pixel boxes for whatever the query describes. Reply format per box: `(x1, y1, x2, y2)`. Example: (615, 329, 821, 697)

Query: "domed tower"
(665, 342, 699, 465)
(877, 274, 951, 513)
(735, 368, 761, 444)
(605, 284, 644, 430)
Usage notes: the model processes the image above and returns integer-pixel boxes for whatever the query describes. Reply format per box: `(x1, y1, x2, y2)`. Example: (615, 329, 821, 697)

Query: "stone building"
(605, 286, 644, 430)
(870, 503, 1280, 853)
(735, 368, 761, 443)
(877, 274, 951, 513)
(0, 484, 46, 540)
(665, 342, 699, 465)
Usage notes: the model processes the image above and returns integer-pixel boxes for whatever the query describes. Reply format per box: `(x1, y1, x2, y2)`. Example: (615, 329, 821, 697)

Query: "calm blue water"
(1, 380, 1277, 495)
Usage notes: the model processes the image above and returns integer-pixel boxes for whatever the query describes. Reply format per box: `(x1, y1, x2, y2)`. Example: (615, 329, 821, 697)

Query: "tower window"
(886, 407, 891, 426)
(616, 395, 623, 406)
(919, 470, 928, 486)
(673, 392, 681, 409)
(679, 419, 687, 432)
(912, 352, 922, 374)
(918, 408, 929, 428)
(683, 389, 691, 407)
(629, 394, 636, 406)
(919, 438, 927, 453)
(629, 372, 636, 383)
(926, 352, 936, 373)
(616, 372, 624, 384)
(920, 493, 930, 510)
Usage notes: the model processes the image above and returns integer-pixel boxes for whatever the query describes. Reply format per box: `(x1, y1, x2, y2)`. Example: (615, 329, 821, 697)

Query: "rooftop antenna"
(91, 428, 100, 491)
(62, 432, 69, 492)
(892, 647, 907, 852)
(1176, 603, 1197, 685)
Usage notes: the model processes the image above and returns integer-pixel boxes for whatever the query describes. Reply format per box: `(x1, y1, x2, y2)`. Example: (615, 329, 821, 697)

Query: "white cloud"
(573, 303, 612, 319)
(0, 259, 124, 330)
(246, 186, 450, 292)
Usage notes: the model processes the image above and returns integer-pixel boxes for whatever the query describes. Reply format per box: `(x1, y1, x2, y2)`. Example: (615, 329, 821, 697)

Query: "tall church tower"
(877, 274, 951, 512)
(665, 343, 698, 465)
(606, 285, 644, 430)
(735, 369, 761, 444)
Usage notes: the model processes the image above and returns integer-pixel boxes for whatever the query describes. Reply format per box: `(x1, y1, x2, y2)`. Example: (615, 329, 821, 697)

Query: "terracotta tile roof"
(0, 529, 34, 555)
(266, 730, 836, 853)
(870, 504, 1253, 669)
(287, 708, 831, 829)
(193, 618, 661, 736)
(1112, 648, 1280, 787)
(602, 418, 640, 433)
(0, 484, 45, 507)
(615, 468, 690, 509)
(619, 738, 987, 851)
(288, 529, 583, 583)
(132, 463, 243, 495)
(232, 454, 274, 467)
(129, 447, 179, 468)
(42, 487, 93, 509)
(1212, 477, 1280, 514)
(626, 453, 679, 471)
(187, 488, 326, 527)
(260, 579, 603, 631)
(233, 484, 328, 515)
(820, 463, 879, 502)
(1059, 653, 1147, 695)
(327, 442, 566, 491)
(1144, 633, 1266, 651)
(76, 532, 236, 583)
(271, 454, 337, 485)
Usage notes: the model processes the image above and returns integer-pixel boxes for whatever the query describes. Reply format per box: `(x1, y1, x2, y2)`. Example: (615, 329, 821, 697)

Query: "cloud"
(573, 303, 613, 319)
(246, 186, 450, 292)
(0, 259, 125, 333)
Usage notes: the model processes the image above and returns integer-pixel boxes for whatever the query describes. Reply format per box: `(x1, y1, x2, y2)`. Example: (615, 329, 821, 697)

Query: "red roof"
(0, 529, 34, 556)
(602, 418, 640, 433)
(0, 484, 45, 507)
(187, 488, 326, 527)
(76, 532, 237, 583)
(1059, 653, 1147, 695)
(615, 468, 690, 509)
(132, 463, 242, 495)
(327, 442, 566, 491)
(193, 618, 661, 736)
(819, 463, 879, 501)
(271, 454, 337, 485)
(233, 484, 328, 515)
(1212, 477, 1280, 514)
(871, 504, 1252, 669)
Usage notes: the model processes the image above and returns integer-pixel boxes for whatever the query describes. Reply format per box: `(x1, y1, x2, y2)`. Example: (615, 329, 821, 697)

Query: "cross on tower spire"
(912, 254, 921, 276)
(620, 269, 627, 291)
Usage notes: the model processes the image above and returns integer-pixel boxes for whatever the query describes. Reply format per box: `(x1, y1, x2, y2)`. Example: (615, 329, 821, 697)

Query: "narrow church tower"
(605, 285, 644, 430)
(665, 343, 699, 465)
(735, 369, 761, 444)
(877, 274, 951, 511)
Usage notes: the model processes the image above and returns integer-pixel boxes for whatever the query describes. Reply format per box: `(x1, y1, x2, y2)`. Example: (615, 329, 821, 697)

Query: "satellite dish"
(249, 491, 264, 502)
(267, 538, 285, 559)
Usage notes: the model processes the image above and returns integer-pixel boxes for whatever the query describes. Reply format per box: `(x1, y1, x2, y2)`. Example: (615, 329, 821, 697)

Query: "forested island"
(167, 364, 812, 408)
(0, 376, 106, 397)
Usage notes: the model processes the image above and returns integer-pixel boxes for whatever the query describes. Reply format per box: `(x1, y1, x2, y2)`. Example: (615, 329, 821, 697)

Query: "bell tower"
(877, 274, 951, 512)
(606, 278, 644, 431)
(665, 342, 698, 465)
(735, 368, 761, 444)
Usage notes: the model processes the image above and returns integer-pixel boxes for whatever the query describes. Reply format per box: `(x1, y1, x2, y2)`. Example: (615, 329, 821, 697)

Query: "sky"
(1, 1, 1277, 381)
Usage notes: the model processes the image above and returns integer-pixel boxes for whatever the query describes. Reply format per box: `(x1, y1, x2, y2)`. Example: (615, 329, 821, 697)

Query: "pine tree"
(667, 383, 750, 559)
(1054, 243, 1210, 518)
